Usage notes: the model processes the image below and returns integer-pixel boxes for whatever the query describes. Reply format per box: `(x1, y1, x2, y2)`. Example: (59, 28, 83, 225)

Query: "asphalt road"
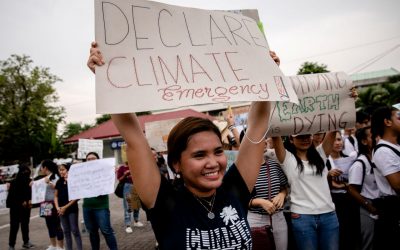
(0, 195, 157, 250)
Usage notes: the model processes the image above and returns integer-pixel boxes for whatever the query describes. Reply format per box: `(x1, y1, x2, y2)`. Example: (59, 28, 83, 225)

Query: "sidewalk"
(0, 195, 157, 250)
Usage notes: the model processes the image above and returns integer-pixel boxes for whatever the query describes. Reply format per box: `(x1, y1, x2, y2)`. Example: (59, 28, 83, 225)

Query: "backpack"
(375, 143, 400, 158)
(354, 157, 375, 187)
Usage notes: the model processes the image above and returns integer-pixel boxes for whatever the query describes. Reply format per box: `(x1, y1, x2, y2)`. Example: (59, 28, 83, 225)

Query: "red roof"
(63, 109, 214, 143)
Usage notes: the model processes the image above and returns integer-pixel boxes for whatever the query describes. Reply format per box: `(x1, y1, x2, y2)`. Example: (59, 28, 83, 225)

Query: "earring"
(176, 173, 181, 179)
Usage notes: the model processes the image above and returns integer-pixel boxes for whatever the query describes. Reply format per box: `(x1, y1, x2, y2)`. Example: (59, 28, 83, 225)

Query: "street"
(0, 195, 157, 250)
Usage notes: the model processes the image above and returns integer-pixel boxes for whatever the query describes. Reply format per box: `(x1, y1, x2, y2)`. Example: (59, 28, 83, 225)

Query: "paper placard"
(0, 184, 8, 209)
(267, 72, 356, 136)
(68, 158, 116, 200)
(94, 0, 298, 113)
(31, 178, 47, 204)
(78, 139, 103, 159)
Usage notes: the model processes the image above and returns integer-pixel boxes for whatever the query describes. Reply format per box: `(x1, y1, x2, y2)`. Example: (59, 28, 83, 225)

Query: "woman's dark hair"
(356, 126, 371, 156)
(284, 136, 325, 175)
(371, 106, 396, 138)
(16, 163, 31, 180)
(167, 117, 221, 169)
(86, 152, 100, 160)
(60, 162, 72, 171)
(41, 159, 59, 180)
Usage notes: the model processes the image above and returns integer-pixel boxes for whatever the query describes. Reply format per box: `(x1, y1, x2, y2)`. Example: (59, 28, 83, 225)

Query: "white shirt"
(328, 152, 357, 194)
(348, 155, 380, 200)
(343, 135, 358, 155)
(281, 149, 335, 214)
(372, 139, 400, 196)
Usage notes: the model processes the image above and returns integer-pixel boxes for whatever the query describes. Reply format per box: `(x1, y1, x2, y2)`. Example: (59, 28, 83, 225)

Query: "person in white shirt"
(371, 106, 400, 250)
(272, 132, 339, 250)
(348, 126, 380, 250)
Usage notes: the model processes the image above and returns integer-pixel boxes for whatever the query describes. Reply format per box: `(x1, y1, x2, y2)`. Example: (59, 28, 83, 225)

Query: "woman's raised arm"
(88, 42, 160, 208)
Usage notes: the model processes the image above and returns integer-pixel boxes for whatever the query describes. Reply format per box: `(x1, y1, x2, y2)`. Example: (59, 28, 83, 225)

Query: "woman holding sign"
(88, 43, 277, 249)
(271, 132, 339, 250)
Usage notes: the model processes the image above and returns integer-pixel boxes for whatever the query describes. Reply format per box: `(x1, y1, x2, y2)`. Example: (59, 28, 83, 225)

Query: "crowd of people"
(4, 47, 399, 250)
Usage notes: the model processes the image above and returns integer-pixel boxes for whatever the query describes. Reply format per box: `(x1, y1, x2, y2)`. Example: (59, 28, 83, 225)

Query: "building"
(64, 109, 215, 161)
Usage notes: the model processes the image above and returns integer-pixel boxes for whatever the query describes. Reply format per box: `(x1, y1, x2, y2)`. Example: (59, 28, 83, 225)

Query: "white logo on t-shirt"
(220, 205, 239, 225)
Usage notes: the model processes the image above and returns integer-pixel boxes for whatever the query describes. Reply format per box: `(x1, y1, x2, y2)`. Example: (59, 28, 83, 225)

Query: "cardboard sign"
(78, 139, 103, 159)
(68, 158, 116, 200)
(267, 72, 356, 136)
(94, 0, 298, 113)
(145, 118, 182, 152)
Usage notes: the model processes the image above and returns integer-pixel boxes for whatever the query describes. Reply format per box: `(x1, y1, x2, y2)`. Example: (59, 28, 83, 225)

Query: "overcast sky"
(1, 0, 399, 128)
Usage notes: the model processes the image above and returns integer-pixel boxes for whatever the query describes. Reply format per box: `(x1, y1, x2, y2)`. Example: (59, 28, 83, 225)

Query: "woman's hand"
(260, 199, 276, 214)
(87, 41, 105, 73)
(271, 192, 286, 209)
(269, 51, 280, 66)
(350, 87, 358, 99)
(58, 206, 66, 216)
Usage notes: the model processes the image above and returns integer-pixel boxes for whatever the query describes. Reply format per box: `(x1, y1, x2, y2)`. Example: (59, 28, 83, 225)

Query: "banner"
(94, 0, 298, 113)
(68, 158, 116, 200)
(78, 139, 103, 159)
(267, 72, 355, 136)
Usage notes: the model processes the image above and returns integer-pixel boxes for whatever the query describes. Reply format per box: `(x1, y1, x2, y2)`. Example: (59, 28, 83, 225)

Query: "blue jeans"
(123, 183, 139, 225)
(60, 212, 82, 250)
(83, 208, 118, 250)
(291, 211, 339, 250)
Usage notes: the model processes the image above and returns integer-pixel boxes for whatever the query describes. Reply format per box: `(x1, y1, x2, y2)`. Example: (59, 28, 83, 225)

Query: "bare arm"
(321, 131, 336, 156)
(88, 42, 160, 208)
(235, 101, 270, 192)
(111, 113, 160, 209)
(272, 136, 286, 164)
(386, 172, 400, 195)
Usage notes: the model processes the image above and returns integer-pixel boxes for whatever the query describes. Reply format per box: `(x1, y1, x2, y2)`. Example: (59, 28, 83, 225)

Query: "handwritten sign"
(267, 72, 355, 136)
(94, 0, 298, 114)
(145, 118, 182, 152)
(0, 184, 7, 209)
(78, 139, 103, 159)
(68, 158, 116, 200)
(224, 150, 239, 171)
(31, 178, 47, 204)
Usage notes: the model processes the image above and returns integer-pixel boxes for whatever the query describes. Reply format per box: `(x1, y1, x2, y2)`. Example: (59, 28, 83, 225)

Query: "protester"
(87, 42, 276, 249)
(371, 106, 400, 250)
(83, 152, 118, 250)
(243, 132, 289, 250)
(6, 164, 35, 250)
(312, 132, 325, 147)
(348, 126, 379, 250)
(326, 131, 359, 250)
(40, 159, 64, 250)
(116, 161, 143, 234)
(272, 132, 339, 250)
(54, 163, 82, 250)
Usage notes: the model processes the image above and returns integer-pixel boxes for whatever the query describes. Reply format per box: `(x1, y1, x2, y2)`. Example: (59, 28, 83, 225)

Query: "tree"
(95, 114, 111, 125)
(356, 79, 400, 113)
(297, 61, 329, 75)
(61, 122, 91, 140)
(0, 55, 64, 165)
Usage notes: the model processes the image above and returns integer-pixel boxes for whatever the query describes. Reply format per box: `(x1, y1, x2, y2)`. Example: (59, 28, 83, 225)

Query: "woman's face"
(41, 165, 49, 175)
(58, 165, 68, 178)
(291, 134, 313, 152)
(362, 128, 373, 150)
(174, 131, 227, 197)
(86, 154, 98, 161)
(332, 132, 344, 153)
